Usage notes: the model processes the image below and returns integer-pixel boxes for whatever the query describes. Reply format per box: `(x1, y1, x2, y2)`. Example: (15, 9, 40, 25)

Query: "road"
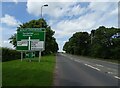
(54, 53, 119, 86)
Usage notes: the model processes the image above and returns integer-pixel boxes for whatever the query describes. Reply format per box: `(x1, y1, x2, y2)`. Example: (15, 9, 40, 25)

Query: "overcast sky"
(0, 0, 119, 51)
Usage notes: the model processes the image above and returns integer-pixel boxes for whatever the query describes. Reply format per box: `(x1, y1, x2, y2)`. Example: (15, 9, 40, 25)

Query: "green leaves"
(63, 26, 120, 60)
(63, 32, 90, 55)
(2, 47, 21, 62)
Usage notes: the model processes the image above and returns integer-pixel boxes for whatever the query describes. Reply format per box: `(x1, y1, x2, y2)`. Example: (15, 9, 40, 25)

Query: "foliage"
(9, 18, 58, 55)
(63, 26, 120, 60)
(63, 32, 90, 55)
(2, 47, 21, 62)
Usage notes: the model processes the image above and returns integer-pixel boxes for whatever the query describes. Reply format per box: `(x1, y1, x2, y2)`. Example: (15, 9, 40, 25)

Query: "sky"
(0, 0, 119, 52)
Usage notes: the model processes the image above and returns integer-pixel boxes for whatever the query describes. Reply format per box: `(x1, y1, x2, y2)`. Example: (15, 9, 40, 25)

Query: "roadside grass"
(82, 55, 120, 64)
(0, 62, 1, 87)
(91, 57, 120, 64)
(2, 55, 56, 86)
(66, 53, 119, 64)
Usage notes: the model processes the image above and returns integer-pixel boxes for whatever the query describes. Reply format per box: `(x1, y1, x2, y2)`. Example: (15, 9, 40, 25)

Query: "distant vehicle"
(111, 33, 120, 38)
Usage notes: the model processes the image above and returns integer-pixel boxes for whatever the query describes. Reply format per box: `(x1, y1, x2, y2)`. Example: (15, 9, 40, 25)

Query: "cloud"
(0, 27, 2, 47)
(88, 2, 112, 12)
(0, 26, 13, 48)
(0, 0, 26, 3)
(26, 1, 118, 51)
(27, 1, 79, 18)
(2, 26, 16, 39)
(1, 26, 16, 48)
(1, 14, 21, 27)
(26, 0, 119, 2)
(12, 0, 18, 4)
(1, 40, 14, 49)
(53, 2, 118, 51)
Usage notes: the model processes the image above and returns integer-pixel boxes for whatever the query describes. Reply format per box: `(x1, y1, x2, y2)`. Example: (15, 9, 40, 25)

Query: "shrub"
(2, 47, 21, 62)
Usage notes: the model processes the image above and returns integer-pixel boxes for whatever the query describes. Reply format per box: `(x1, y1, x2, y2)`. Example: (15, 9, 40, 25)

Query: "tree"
(63, 32, 90, 55)
(63, 26, 120, 60)
(90, 26, 120, 59)
(9, 18, 58, 55)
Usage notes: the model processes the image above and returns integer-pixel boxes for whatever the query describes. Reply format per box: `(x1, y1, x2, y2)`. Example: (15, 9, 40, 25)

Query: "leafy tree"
(91, 26, 120, 59)
(63, 32, 90, 55)
(9, 18, 58, 55)
(63, 26, 120, 60)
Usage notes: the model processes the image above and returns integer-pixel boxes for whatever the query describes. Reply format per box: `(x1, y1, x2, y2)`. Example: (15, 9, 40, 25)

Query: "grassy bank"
(2, 55, 56, 86)
(0, 62, 1, 87)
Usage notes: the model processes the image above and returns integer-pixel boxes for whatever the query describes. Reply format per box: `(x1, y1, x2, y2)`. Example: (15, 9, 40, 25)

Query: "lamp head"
(44, 4, 48, 6)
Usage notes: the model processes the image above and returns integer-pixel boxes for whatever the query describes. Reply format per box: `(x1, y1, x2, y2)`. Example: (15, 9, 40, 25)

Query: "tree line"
(63, 26, 120, 60)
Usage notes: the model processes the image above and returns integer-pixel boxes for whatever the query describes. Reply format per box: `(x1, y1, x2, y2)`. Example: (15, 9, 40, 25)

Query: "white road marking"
(107, 72, 113, 74)
(114, 76, 120, 79)
(74, 60, 81, 62)
(85, 64, 101, 71)
(114, 76, 120, 80)
(96, 64, 104, 67)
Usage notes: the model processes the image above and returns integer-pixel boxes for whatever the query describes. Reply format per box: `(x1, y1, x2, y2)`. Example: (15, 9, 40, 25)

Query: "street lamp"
(41, 4, 48, 18)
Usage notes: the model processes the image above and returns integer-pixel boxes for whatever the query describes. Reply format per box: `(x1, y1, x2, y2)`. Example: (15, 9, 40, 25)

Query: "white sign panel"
(31, 41, 44, 50)
(17, 41, 28, 46)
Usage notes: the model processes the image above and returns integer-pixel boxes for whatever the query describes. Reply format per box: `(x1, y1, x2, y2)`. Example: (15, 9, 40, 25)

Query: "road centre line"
(114, 76, 120, 80)
(96, 64, 104, 67)
(61, 54, 119, 80)
(62, 54, 119, 80)
(85, 64, 101, 71)
(107, 72, 113, 74)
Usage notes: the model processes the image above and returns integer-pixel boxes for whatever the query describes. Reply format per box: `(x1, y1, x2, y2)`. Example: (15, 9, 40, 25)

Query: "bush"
(2, 47, 21, 62)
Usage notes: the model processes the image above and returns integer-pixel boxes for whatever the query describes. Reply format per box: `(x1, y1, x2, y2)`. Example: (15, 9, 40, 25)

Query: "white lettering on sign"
(23, 32, 33, 36)
(17, 41, 28, 46)
(31, 41, 44, 50)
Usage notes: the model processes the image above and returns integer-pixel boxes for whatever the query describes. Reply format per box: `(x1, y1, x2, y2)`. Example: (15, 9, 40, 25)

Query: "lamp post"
(41, 4, 48, 18)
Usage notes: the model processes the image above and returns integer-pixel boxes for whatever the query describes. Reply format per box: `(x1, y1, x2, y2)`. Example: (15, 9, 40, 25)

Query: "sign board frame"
(16, 28, 46, 52)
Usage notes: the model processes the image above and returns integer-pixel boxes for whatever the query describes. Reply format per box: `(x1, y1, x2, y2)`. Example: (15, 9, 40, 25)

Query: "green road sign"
(25, 52, 35, 58)
(16, 28, 45, 51)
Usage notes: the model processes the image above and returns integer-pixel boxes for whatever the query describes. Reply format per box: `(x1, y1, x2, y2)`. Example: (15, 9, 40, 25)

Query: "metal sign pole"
(28, 37, 31, 62)
(21, 52, 23, 62)
(39, 51, 41, 62)
(28, 37, 31, 50)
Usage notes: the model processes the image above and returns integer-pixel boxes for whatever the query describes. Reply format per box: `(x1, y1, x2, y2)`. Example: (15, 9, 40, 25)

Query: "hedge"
(2, 47, 21, 62)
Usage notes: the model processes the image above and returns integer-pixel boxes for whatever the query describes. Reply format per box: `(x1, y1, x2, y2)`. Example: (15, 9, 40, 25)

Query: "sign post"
(21, 52, 23, 62)
(16, 28, 45, 62)
(28, 37, 31, 50)
(39, 51, 41, 62)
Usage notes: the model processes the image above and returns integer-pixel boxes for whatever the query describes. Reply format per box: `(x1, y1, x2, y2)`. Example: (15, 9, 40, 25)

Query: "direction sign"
(16, 28, 45, 51)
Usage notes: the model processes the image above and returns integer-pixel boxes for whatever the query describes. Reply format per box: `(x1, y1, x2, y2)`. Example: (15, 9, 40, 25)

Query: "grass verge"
(2, 55, 56, 86)
(81, 55, 120, 64)
(0, 62, 1, 87)
(67, 53, 119, 64)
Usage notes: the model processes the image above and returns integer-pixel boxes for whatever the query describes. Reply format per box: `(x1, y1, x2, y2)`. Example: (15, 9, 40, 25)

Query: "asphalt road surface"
(54, 53, 119, 86)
